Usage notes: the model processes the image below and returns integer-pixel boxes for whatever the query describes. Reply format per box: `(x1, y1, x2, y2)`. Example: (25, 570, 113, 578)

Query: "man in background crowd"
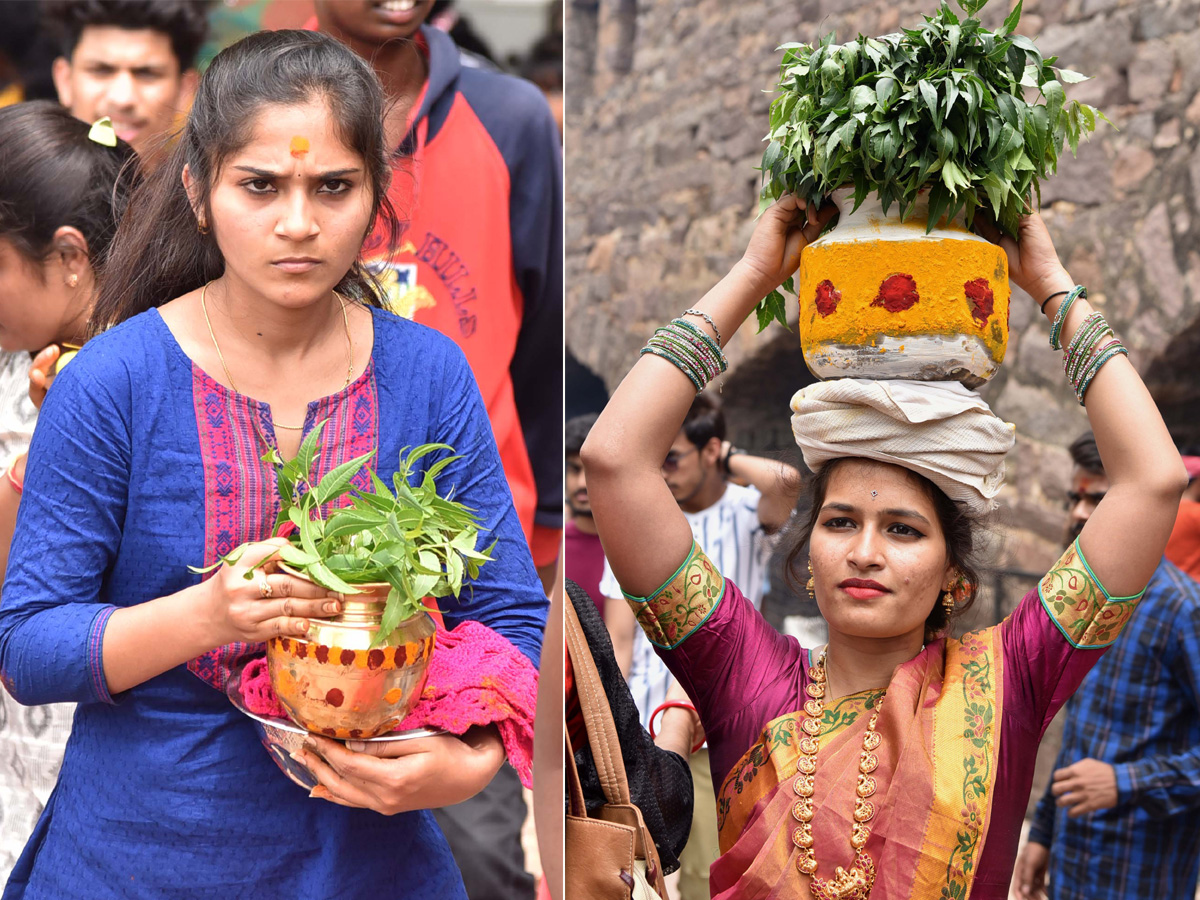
(564, 413, 603, 614)
(600, 391, 802, 900)
(315, 4, 562, 898)
(1013, 431, 1200, 900)
(44, 0, 207, 168)
(1164, 455, 1200, 580)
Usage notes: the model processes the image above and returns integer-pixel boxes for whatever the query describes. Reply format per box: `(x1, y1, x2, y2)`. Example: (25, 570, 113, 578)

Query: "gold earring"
(66, 273, 79, 288)
(941, 590, 954, 613)
(198, 218, 210, 235)
(806, 559, 815, 599)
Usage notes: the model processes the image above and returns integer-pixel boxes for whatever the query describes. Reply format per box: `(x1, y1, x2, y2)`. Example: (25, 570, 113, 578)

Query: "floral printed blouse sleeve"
(620, 541, 800, 734)
(1001, 537, 1146, 734)
(0, 340, 130, 706)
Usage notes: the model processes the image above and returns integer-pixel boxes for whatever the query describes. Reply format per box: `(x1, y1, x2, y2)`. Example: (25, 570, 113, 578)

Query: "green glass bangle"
(1075, 343, 1128, 404)
(1064, 315, 1109, 384)
(1049, 285, 1087, 351)
(672, 318, 727, 369)
(640, 344, 704, 392)
(652, 330, 720, 383)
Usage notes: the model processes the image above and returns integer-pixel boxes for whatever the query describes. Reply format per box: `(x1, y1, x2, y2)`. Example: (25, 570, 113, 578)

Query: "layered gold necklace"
(792, 649, 884, 900)
(200, 282, 353, 431)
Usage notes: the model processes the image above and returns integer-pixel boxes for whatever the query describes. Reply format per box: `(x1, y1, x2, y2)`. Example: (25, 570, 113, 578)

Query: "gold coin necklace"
(791, 648, 883, 900)
(200, 281, 353, 431)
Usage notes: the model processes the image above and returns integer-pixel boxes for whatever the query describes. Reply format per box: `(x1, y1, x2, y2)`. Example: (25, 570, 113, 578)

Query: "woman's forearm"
(582, 263, 772, 596)
(102, 582, 222, 695)
(725, 450, 803, 532)
(1039, 271, 1187, 595)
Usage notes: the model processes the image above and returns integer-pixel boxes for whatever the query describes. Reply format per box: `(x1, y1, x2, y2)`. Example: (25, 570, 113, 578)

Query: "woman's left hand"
(739, 194, 837, 295)
(296, 726, 507, 815)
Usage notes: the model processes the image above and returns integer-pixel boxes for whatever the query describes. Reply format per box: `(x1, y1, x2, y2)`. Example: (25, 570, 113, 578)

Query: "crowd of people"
(0, 1, 562, 898)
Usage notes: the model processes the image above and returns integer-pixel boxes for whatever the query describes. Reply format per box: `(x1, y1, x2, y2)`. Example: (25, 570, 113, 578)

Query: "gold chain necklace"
(200, 281, 353, 431)
(792, 649, 884, 900)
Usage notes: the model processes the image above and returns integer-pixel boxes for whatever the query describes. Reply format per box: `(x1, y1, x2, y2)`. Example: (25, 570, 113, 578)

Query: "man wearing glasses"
(1012, 431, 1200, 900)
(598, 391, 801, 900)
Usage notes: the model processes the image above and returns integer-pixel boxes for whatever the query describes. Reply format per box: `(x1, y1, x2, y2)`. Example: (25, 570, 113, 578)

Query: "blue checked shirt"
(1029, 558, 1200, 899)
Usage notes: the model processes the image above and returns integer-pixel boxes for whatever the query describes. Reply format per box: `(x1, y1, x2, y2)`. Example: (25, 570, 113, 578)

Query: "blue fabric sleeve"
(1112, 598, 1200, 817)
(427, 341, 548, 666)
(469, 71, 564, 532)
(0, 342, 129, 706)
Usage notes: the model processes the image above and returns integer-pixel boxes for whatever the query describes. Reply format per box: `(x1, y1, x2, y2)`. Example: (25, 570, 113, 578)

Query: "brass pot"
(266, 567, 436, 740)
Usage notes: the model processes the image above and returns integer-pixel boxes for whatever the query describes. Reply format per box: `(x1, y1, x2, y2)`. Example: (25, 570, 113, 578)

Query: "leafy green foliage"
(753, 0, 1107, 329)
(189, 420, 494, 646)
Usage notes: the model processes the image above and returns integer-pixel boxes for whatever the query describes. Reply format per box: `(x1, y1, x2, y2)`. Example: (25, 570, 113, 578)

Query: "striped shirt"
(1028, 558, 1200, 900)
(600, 483, 777, 726)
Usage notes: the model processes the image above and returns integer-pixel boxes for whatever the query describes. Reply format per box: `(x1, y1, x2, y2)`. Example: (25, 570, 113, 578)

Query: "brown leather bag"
(565, 598, 669, 900)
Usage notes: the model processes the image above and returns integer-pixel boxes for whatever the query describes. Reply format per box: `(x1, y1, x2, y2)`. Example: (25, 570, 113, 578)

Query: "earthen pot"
(797, 187, 1010, 388)
(266, 566, 436, 740)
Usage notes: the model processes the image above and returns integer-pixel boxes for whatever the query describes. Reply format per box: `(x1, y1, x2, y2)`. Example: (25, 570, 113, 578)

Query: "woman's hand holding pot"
(198, 538, 340, 647)
(737, 194, 838, 296)
(296, 726, 507, 816)
(976, 212, 1073, 308)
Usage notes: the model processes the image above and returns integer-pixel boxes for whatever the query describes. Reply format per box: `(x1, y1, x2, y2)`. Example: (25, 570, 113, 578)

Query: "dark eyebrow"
(231, 166, 362, 179)
(820, 501, 931, 526)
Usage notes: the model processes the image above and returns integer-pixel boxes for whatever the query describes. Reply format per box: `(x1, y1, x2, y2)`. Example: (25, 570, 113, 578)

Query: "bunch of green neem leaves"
(191, 421, 495, 646)
(753, 0, 1107, 330)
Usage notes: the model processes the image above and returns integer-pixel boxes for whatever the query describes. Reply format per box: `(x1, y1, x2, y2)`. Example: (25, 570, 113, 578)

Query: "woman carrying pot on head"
(580, 194, 1187, 900)
(0, 30, 546, 899)
(0, 100, 140, 883)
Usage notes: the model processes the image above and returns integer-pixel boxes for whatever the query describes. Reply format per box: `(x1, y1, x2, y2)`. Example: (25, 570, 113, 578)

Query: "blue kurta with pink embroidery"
(0, 306, 547, 898)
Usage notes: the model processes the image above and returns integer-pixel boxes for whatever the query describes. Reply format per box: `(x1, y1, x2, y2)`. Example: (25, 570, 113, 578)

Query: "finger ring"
(258, 575, 273, 599)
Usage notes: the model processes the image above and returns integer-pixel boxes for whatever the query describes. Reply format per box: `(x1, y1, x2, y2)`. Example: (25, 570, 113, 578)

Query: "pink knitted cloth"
(239, 621, 538, 787)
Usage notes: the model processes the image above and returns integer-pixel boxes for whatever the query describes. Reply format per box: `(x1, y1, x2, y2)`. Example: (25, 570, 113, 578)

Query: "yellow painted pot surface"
(266, 570, 436, 740)
(797, 188, 1010, 387)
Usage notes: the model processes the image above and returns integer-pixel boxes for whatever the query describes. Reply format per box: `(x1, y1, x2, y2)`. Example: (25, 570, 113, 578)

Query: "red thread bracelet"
(648, 700, 705, 754)
(5, 463, 22, 495)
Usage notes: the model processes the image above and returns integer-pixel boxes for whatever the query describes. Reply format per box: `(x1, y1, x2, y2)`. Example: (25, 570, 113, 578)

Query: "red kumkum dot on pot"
(296, 642, 307, 659)
(340, 648, 356, 666)
(325, 688, 344, 708)
(814, 280, 842, 317)
(872, 274, 919, 312)
(965, 278, 994, 324)
(315, 645, 329, 664)
(367, 649, 385, 670)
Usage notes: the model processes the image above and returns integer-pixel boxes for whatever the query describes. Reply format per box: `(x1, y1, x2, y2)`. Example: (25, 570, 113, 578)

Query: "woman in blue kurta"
(0, 30, 547, 898)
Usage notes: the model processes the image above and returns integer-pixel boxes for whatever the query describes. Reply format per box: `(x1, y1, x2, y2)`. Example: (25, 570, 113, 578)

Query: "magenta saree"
(623, 541, 1143, 898)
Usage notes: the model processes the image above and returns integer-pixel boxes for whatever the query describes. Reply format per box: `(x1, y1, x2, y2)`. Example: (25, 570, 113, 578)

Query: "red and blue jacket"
(360, 26, 563, 566)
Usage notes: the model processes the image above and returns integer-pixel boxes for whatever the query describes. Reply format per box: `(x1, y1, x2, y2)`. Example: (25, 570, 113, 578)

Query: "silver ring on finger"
(258, 574, 273, 599)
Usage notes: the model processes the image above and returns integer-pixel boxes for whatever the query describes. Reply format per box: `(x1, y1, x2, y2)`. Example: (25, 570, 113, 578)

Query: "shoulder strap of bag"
(564, 596, 632, 805)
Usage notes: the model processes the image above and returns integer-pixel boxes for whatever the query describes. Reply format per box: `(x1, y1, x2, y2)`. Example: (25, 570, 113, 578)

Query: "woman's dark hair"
(0, 100, 141, 270)
(42, 0, 211, 72)
(785, 458, 982, 641)
(92, 29, 400, 333)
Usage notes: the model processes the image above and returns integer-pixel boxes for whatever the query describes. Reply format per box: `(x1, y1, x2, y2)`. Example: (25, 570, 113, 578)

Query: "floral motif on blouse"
(623, 542, 724, 649)
(1038, 538, 1145, 649)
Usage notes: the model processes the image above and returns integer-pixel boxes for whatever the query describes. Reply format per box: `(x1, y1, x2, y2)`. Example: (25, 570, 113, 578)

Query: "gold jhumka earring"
(807, 560, 815, 599)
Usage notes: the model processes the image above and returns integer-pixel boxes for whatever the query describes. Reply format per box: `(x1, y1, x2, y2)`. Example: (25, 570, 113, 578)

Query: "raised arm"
(720, 442, 803, 533)
(582, 196, 833, 595)
(988, 214, 1187, 596)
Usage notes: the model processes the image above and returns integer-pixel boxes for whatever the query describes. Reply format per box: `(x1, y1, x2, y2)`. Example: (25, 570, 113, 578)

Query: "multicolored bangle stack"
(640, 317, 728, 392)
(1061, 307, 1128, 405)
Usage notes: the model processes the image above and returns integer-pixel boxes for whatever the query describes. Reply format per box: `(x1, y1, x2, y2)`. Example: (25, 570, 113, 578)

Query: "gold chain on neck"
(200, 281, 353, 431)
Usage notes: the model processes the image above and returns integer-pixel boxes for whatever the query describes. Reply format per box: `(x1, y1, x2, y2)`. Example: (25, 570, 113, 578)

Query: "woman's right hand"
(27, 345, 60, 409)
(199, 538, 340, 646)
(738, 194, 838, 295)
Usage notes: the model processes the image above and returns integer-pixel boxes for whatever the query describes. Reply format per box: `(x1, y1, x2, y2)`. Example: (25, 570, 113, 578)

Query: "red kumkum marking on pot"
(367, 649, 385, 670)
(325, 688, 344, 708)
(315, 645, 329, 664)
(340, 648, 356, 666)
(814, 280, 842, 317)
(296, 642, 307, 659)
(872, 274, 919, 312)
(965, 278, 994, 324)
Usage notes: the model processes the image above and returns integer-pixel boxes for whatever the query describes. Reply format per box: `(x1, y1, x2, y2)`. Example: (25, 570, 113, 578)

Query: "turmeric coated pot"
(797, 187, 1010, 388)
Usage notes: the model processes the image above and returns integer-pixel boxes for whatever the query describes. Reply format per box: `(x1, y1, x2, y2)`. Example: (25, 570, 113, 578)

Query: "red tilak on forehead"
(289, 136, 310, 158)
